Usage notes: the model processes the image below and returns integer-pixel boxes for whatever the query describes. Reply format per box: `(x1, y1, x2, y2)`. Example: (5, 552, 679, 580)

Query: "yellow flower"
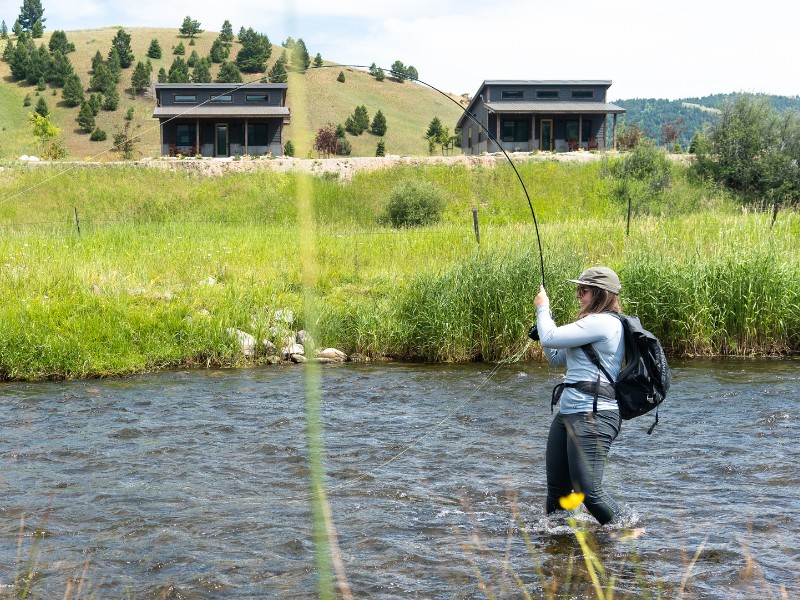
(559, 492, 585, 511)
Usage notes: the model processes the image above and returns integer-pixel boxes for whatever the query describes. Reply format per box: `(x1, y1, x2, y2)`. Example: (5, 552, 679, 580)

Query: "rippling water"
(1, 359, 798, 598)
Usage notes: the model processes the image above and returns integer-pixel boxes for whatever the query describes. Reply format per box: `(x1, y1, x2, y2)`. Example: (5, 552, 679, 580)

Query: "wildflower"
(559, 492, 585, 511)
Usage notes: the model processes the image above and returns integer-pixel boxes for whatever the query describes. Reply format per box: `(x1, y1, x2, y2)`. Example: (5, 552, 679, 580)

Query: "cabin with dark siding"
(152, 83, 290, 157)
(457, 80, 625, 154)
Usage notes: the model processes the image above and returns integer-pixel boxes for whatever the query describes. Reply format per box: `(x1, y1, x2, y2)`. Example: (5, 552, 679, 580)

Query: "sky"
(2, 0, 798, 101)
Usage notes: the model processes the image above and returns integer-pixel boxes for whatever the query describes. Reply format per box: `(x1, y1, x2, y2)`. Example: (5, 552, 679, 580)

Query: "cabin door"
(540, 119, 553, 151)
(215, 123, 229, 157)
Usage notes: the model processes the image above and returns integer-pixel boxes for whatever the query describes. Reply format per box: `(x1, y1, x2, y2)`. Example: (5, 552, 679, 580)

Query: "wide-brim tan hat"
(568, 266, 621, 294)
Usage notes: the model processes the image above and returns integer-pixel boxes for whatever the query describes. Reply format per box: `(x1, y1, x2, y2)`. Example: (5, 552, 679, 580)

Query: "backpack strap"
(580, 343, 616, 414)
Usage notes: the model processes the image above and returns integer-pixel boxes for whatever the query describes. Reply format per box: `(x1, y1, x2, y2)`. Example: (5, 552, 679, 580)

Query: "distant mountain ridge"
(614, 93, 800, 148)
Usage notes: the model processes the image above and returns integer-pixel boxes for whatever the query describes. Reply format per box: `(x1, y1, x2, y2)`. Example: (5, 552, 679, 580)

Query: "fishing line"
(1, 63, 547, 287)
(3, 62, 545, 503)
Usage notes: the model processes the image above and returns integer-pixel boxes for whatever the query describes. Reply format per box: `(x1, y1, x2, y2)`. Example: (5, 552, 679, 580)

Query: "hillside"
(0, 27, 466, 160)
(615, 93, 800, 148)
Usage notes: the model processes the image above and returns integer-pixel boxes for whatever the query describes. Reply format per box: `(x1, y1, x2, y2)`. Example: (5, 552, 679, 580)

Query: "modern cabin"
(152, 83, 290, 157)
(457, 80, 625, 154)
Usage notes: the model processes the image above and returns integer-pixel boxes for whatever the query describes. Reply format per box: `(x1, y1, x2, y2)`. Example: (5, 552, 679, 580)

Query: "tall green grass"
(0, 161, 796, 379)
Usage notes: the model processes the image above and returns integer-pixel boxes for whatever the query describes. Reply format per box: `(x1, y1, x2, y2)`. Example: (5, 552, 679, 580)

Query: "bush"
(382, 180, 446, 228)
(283, 140, 295, 157)
(335, 136, 351, 156)
(90, 128, 107, 141)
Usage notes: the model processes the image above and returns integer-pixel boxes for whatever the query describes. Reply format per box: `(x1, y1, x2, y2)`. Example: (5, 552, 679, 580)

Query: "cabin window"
(247, 123, 269, 146)
(176, 124, 194, 145)
(174, 94, 197, 103)
(566, 120, 593, 143)
(468, 127, 473, 149)
(501, 90, 524, 99)
(571, 90, 594, 99)
(502, 119, 530, 143)
(246, 94, 270, 102)
(210, 94, 232, 102)
(536, 90, 559, 99)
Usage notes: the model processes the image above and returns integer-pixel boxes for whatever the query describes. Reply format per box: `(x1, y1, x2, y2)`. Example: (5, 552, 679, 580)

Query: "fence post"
(472, 207, 480, 245)
(74, 207, 80, 236)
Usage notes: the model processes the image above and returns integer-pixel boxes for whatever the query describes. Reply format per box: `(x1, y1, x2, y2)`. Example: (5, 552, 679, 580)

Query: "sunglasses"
(577, 286, 592, 297)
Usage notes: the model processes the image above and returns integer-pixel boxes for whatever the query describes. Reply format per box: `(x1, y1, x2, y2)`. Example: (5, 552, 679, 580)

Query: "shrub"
(337, 70, 345, 83)
(382, 180, 446, 228)
(283, 140, 295, 157)
(376, 139, 386, 157)
(90, 127, 107, 141)
(335, 136, 351, 156)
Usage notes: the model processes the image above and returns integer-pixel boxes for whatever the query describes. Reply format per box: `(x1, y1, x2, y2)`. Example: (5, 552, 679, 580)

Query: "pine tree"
(2, 39, 13, 62)
(77, 100, 95, 132)
(179, 16, 203, 40)
(0, 20, 7, 39)
(88, 93, 101, 115)
(267, 59, 287, 83)
(10, 41, 31, 81)
(236, 28, 271, 72)
(291, 38, 310, 70)
(391, 60, 406, 82)
(192, 61, 211, 83)
(48, 30, 74, 54)
(18, 0, 46, 32)
(354, 105, 370, 133)
(125, 106, 134, 120)
(167, 56, 190, 83)
(371, 110, 387, 136)
(89, 63, 115, 92)
(26, 42, 51, 86)
(173, 41, 185, 55)
(107, 47, 122, 82)
(187, 50, 199, 68)
(216, 60, 242, 83)
(12, 20, 22, 37)
(313, 53, 322, 68)
(157, 67, 167, 83)
(147, 38, 162, 59)
(375, 68, 385, 82)
(283, 139, 295, 157)
(49, 50, 74, 87)
(91, 49, 103, 72)
(62, 73, 83, 106)
(110, 28, 134, 68)
(376, 139, 386, 157)
(102, 84, 119, 110)
(220, 20, 234, 43)
(34, 95, 48, 116)
(337, 70, 345, 83)
(209, 37, 229, 63)
(131, 61, 150, 94)
(31, 20, 43, 38)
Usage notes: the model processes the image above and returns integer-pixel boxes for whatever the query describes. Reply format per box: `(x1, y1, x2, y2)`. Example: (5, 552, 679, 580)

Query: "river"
(1, 359, 798, 598)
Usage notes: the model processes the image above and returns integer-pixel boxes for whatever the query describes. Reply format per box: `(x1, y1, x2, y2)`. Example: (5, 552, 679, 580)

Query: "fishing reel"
(527, 325, 540, 341)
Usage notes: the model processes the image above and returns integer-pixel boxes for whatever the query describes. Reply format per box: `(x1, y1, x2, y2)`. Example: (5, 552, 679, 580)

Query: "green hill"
(0, 27, 466, 160)
(615, 93, 800, 148)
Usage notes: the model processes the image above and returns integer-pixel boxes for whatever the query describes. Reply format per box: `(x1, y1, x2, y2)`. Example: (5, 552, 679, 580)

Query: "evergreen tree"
(88, 93, 101, 115)
(91, 49, 103, 72)
(12, 20, 22, 37)
(426, 116, 444, 140)
(267, 59, 287, 83)
(34, 95, 48, 117)
(107, 46, 122, 82)
(23, 92, 31, 106)
(10, 40, 31, 80)
(405, 65, 418, 81)
(354, 105, 370, 133)
(369, 63, 377, 76)
(371, 110, 387, 136)
(61, 73, 84, 106)
(77, 100, 95, 132)
(337, 70, 345, 83)
(375, 67, 385, 82)
(173, 41, 185, 55)
(236, 28, 271, 72)
(31, 20, 43, 38)
(0, 20, 7, 39)
(18, 0, 46, 32)
(26, 42, 50, 86)
(313, 52, 322, 68)
(220, 19, 234, 43)
(376, 139, 386, 157)
(291, 38, 310, 70)
(131, 60, 150, 94)
(277, 50, 288, 67)
(147, 38, 162, 59)
(283, 139, 295, 157)
(192, 60, 211, 83)
(125, 106, 134, 120)
(102, 84, 119, 110)
(49, 50, 74, 86)
(187, 50, 199, 68)
(90, 127, 107, 141)
(167, 56, 190, 83)
(179, 16, 203, 39)
(391, 60, 406, 82)
(36, 74, 45, 90)
(237, 26, 246, 42)
(2, 39, 13, 62)
(216, 60, 242, 83)
(48, 30, 74, 54)
(89, 63, 115, 92)
(209, 37, 229, 62)
(110, 28, 134, 68)
(157, 66, 167, 83)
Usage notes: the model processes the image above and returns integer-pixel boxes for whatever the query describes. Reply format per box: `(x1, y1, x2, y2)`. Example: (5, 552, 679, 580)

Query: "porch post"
(195, 119, 200, 155)
(159, 121, 164, 156)
(244, 119, 249, 155)
(613, 114, 618, 151)
(578, 115, 583, 150)
(495, 113, 500, 153)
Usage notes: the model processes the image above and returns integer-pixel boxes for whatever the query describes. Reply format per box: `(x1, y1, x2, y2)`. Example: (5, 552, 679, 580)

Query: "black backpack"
(580, 313, 671, 434)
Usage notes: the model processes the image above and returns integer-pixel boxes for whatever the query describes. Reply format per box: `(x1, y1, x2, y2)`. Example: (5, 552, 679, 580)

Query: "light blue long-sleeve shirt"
(536, 304, 624, 414)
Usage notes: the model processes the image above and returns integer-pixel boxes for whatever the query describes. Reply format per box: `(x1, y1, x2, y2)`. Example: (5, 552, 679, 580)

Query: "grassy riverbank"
(0, 159, 797, 379)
